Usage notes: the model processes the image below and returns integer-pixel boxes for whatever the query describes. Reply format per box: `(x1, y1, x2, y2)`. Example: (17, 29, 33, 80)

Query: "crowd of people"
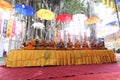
(21, 38, 107, 50)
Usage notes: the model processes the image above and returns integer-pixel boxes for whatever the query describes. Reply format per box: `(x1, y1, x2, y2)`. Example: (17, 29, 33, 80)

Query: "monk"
(96, 40, 105, 50)
(34, 39, 40, 50)
(56, 39, 65, 49)
(24, 41, 35, 50)
(82, 39, 90, 49)
(30, 39, 36, 46)
(39, 38, 47, 49)
(74, 39, 81, 49)
(90, 40, 96, 49)
(49, 39, 56, 47)
(67, 38, 73, 50)
(47, 39, 56, 49)
(22, 42, 27, 47)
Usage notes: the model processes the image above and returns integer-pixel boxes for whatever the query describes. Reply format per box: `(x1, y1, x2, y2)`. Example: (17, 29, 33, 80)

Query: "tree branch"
(42, 0, 49, 9)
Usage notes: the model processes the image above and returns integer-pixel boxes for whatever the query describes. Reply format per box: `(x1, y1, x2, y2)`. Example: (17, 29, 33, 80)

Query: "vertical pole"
(114, 0, 120, 30)
(12, 0, 16, 6)
(113, 0, 120, 53)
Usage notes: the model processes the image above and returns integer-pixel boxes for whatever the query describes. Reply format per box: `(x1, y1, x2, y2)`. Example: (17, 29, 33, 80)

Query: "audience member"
(3, 49, 7, 57)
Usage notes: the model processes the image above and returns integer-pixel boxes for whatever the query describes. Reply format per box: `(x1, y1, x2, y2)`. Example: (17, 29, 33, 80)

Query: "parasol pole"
(36, 28, 38, 38)
(41, 29, 42, 39)
(114, 0, 120, 30)
(111, 0, 120, 52)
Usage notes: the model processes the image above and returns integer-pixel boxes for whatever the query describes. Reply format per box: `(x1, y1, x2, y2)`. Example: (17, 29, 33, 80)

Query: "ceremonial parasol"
(37, 9, 55, 20)
(32, 22, 45, 38)
(105, 21, 118, 26)
(117, 0, 120, 6)
(32, 22, 45, 29)
(0, 0, 13, 12)
(56, 14, 73, 22)
(14, 4, 35, 16)
(84, 16, 100, 24)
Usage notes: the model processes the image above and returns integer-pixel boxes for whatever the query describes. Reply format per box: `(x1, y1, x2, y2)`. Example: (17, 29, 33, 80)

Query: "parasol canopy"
(14, 4, 35, 16)
(117, 0, 120, 6)
(31, 22, 45, 29)
(32, 22, 45, 38)
(105, 21, 118, 26)
(37, 9, 55, 20)
(56, 14, 73, 22)
(84, 16, 100, 24)
(0, 0, 13, 12)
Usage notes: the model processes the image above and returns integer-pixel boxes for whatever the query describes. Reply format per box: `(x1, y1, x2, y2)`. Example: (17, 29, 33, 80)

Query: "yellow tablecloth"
(6, 50, 117, 67)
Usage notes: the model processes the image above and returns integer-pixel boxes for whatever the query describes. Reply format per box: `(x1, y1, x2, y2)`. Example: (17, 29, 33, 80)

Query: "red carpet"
(0, 62, 120, 80)
(44, 72, 120, 80)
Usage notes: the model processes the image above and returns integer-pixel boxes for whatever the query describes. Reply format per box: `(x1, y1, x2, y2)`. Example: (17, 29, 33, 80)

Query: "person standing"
(3, 49, 7, 57)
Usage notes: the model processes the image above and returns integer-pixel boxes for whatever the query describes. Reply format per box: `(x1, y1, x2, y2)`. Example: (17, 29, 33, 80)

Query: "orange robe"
(31, 40, 36, 46)
(74, 41, 81, 49)
(24, 42, 34, 50)
(82, 41, 89, 49)
(67, 42, 73, 50)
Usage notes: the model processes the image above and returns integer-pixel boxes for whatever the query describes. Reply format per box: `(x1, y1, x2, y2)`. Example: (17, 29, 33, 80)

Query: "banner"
(63, 30, 67, 45)
(11, 20, 16, 37)
(51, 26, 54, 39)
(54, 28, 57, 38)
(84, 32, 87, 40)
(102, 0, 115, 9)
(67, 32, 71, 39)
(60, 30, 64, 40)
(22, 21, 26, 39)
(2, 19, 8, 37)
(6, 19, 12, 37)
(57, 29, 61, 41)
(15, 21, 22, 38)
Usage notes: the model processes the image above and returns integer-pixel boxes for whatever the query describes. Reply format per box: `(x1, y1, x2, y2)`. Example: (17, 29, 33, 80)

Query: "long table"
(6, 50, 117, 67)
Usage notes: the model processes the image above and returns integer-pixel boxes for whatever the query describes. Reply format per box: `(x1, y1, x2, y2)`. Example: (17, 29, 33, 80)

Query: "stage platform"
(6, 50, 117, 67)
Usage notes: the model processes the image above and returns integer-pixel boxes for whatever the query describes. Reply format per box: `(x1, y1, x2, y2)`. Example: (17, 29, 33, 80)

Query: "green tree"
(9, 0, 100, 41)
(84, 0, 97, 41)
(63, 0, 85, 15)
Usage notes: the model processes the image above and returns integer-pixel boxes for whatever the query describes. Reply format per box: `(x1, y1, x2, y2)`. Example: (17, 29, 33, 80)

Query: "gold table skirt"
(6, 50, 117, 67)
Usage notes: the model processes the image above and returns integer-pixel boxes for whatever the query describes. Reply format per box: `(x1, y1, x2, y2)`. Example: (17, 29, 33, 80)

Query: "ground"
(0, 57, 6, 65)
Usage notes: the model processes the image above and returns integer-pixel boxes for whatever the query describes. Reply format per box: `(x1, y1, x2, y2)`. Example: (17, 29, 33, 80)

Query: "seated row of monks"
(21, 38, 107, 50)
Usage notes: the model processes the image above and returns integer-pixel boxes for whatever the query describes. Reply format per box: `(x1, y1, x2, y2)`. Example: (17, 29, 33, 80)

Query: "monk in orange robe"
(31, 39, 36, 47)
(67, 38, 73, 50)
(90, 40, 96, 49)
(39, 38, 47, 49)
(49, 39, 56, 48)
(46, 39, 56, 49)
(22, 42, 27, 47)
(82, 40, 90, 49)
(96, 40, 105, 50)
(74, 39, 81, 49)
(24, 40, 35, 50)
(56, 39, 65, 49)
